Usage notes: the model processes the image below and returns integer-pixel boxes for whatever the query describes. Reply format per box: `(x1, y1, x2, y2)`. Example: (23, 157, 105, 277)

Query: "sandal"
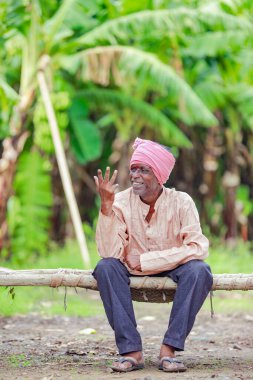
(111, 356, 144, 372)
(159, 356, 187, 372)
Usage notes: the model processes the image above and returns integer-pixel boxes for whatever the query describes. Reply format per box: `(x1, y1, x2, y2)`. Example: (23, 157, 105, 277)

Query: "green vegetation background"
(1, 0, 253, 318)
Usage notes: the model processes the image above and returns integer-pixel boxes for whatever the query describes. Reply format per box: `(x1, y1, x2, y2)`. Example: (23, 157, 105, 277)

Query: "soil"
(0, 291, 253, 380)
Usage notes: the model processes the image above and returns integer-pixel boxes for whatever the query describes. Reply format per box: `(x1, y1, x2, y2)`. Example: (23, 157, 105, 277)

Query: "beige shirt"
(96, 187, 209, 275)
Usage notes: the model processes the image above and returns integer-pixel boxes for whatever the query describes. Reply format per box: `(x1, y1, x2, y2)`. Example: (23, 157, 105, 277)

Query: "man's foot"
(111, 351, 144, 372)
(159, 344, 187, 372)
(159, 343, 175, 358)
(159, 357, 187, 372)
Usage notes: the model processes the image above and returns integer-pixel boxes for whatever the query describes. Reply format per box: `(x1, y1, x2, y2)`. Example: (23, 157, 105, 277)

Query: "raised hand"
(94, 167, 118, 216)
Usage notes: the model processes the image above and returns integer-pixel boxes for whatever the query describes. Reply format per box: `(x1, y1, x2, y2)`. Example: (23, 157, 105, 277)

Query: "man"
(93, 137, 213, 373)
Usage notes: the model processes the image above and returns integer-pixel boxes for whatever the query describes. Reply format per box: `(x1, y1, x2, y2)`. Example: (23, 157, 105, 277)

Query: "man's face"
(129, 163, 161, 202)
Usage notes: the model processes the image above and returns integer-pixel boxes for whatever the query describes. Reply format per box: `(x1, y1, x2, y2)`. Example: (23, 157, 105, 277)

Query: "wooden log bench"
(1, 269, 253, 303)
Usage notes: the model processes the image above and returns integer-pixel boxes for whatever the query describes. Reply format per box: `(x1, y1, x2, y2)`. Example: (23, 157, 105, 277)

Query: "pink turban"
(130, 138, 176, 185)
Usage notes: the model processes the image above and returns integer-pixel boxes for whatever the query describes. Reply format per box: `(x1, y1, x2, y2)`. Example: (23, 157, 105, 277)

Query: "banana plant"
(1, 0, 252, 257)
(179, 0, 253, 239)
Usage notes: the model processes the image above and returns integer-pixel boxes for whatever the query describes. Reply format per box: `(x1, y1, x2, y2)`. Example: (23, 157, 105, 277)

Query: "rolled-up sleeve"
(140, 196, 209, 272)
(96, 209, 129, 260)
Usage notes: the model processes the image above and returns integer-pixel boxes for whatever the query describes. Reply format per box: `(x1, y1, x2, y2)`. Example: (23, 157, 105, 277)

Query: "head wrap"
(130, 137, 176, 185)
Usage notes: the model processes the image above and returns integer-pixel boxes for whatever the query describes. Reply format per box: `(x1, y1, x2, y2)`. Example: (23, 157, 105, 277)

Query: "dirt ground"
(0, 291, 253, 380)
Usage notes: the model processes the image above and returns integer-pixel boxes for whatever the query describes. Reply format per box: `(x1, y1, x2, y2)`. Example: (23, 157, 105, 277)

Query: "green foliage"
(7, 287, 16, 300)
(33, 92, 70, 154)
(0, 0, 30, 37)
(228, 84, 253, 129)
(0, 77, 19, 138)
(8, 151, 53, 262)
(77, 88, 191, 147)
(1, 0, 253, 251)
(236, 185, 253, 218)
(43, 0, 105, 51)
(0, 77, 19, 101)
(194, 77, 226, 111)
(183, 31, 252, 58)
(77, 7, 251, 46)
(206, 0, 253, 16)
(43, 0, 76, 45)
(69, 98, 102, 164)
(117, 47, 218, 126)
(69, 45, 218, 127)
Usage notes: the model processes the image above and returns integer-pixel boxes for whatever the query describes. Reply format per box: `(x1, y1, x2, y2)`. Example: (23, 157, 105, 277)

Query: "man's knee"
(93, 258, 122, 279)
(184, 260, 213, 286)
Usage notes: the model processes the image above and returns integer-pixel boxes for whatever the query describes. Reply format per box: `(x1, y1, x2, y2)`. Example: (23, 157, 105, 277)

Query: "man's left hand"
(126, 254, 141, 271)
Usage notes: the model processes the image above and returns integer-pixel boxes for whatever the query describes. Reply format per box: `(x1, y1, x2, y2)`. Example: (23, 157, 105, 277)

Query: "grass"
(9, 354, 31, 368)
(204, 239, 253, 313)
(0, 239, 103, 317)
(203, 291, 253, 313)
(7, 238, 100, 270)
(0, 238, 253, 317)
(206, 238, 253, 273)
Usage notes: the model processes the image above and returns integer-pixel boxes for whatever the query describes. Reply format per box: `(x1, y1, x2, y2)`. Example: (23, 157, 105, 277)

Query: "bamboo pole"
(1, 269, 253, 291)
(37, 56, 90, 266)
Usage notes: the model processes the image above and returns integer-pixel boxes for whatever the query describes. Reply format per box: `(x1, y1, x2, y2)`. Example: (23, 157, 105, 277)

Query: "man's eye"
(130, 168, 149, 174)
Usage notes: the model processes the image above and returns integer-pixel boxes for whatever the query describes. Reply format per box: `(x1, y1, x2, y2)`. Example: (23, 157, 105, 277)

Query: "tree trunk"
(0, 86, 35, 255)
(200, 125, 223, 233)
(0, 132, 29, 253)
(223, 179, 238, 240)
(237, 132, 253, 241)
(223, 127, 240, 241)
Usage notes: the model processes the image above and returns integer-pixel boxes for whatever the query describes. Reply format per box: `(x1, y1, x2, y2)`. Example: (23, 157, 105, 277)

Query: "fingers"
(96, 167, 117, 184)
(94, 176, 99, 192)
(96, 169, 103, 185)
(104, 166, 110, 182)
(109, 169, 118, 185)
(97, 167, 110, 183)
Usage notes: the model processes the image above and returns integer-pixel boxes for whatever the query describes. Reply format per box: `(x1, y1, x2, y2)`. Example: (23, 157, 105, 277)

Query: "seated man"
(93, 137, 213, 373)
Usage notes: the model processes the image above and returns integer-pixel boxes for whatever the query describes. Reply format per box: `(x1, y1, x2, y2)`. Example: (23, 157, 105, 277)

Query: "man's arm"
(94, 167, 128, 260)
(140, 195, 209, 272)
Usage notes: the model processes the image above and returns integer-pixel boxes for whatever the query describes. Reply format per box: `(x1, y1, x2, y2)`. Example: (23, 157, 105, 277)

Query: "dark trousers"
(93, 258, 213, 355)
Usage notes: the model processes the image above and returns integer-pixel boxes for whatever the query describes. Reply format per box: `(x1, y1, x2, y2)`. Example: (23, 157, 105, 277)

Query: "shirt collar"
(135, 186, 165, 211)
